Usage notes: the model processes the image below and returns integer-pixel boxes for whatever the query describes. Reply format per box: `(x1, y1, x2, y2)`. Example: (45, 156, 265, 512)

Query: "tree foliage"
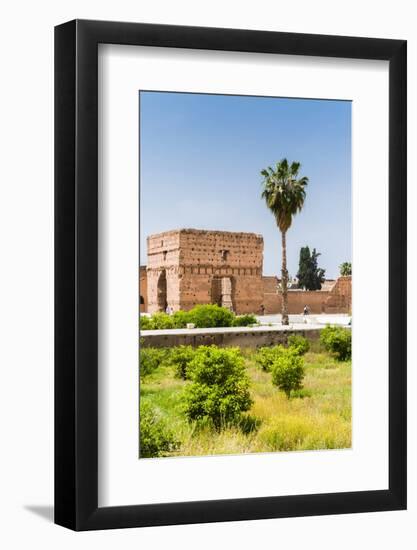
(139, 402, 179, 458)
(320, 325, 352, 361)
(287, 334, 310, 355)
(139, 347, 169, 379)
(254, 345, 286, 372)
(260, 159, 308, 234)
(168, 345, 196, 379)
(140, 305, 240, 330)
(339, 262, 352, 276)
(183, 346, 252, 429)
(260, 158, 309, 325)
(271, 349, 305, 399)
(296, 246, 326, 290)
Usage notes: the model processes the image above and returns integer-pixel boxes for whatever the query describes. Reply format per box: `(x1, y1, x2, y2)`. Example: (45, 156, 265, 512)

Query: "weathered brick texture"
(142, 228, 351, 315)
(146, 229, 264, 314)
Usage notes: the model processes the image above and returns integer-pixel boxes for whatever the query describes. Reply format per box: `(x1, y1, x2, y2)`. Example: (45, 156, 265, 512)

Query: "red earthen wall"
(146, 229, 264, 314)
(142, 228, 351, 316)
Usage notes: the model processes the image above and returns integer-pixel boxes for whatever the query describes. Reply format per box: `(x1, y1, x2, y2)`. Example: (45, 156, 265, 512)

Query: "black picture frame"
(55, 19, 407, 531)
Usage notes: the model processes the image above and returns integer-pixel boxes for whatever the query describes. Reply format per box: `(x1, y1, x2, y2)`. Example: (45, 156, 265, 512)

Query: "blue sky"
(140, 91, 351, 279)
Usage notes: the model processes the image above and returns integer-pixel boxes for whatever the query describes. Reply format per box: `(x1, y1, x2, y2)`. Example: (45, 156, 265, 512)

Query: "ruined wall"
(262, 277, 329, 314)
(139, 265, 148, 313)
(262, 276, 280, 313)
(287, 290, 330, 314)
(261, 276, 351, 315)
(145, 229, 351, 316)
(146, 231, 181, 313)
(146, 228, 264, 314)
(177, 229, 263, 314)
(324, 276, 352, 313)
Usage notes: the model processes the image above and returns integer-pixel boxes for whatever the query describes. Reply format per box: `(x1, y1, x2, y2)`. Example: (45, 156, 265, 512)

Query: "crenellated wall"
(141, 228, 351, 316)
(145, 229, 264, 314)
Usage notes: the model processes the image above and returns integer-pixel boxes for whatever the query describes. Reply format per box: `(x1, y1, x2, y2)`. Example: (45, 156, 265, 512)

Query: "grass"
(140, 348, 351, 457)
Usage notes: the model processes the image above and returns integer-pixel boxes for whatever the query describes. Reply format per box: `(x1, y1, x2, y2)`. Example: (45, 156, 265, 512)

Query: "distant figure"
(260, 304, 265, 316)
(303, 305, 310, 316)
(165, 305, 172, 315)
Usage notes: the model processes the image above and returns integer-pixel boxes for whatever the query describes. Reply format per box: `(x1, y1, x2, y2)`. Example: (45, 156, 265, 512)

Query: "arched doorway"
(157, 270, 167, 311)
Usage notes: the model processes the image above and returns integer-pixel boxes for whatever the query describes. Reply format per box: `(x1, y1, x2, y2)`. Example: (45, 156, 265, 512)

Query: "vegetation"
(296, 246, 326, 290)
(139, 347, 169, 379)
(254, 345, 286, 372)
(140, 341, 351, 456)
(139, 402, 179, 458)
(320, 325, 352, 361)
(144, 312, 175, 330)
(271, 349, 305, 399)
(287, 334, 310, 355)
(339, 261, 352, 276)
(232, 314, 258, 327)
(183, 346, 252, 429)
(261, 158, 309, 325)
(140, 304, 258, 330)
(139, 315, 153, 330)
(171, 310, 191, 328)
(168, 345, 196, 380)
(188, 304, 234, 328)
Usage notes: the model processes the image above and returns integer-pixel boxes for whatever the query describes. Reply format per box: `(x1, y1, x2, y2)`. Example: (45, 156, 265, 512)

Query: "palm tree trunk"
(281, 230, 289, 325)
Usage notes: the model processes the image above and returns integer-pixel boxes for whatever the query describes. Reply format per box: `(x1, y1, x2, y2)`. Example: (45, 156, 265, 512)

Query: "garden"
(139, 325, 352, 458)
(140, 304, 258, 330)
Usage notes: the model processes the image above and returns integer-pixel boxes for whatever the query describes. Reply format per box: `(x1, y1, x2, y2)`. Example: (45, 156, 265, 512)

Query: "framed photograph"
(55, 20, 406, 530)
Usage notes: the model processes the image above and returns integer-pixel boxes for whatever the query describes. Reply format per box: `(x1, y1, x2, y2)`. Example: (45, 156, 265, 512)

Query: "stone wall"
(262, 276, 281, 313)
(139, 265, 148, 313)
(141, 327, 322, 349)
(261, 277, 351, 314)
(146, 229, 264, 314)
(324, 276, 351, 313)
(146, 231, 182, 313)
(142, 228, 351, 316)
(261, 277, 329, 314)
(287, 290, 330, 314)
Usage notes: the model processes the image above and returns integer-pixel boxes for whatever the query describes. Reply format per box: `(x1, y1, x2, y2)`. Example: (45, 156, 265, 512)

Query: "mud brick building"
(144, 229, 264, 314)
(139, 228, 352, 315)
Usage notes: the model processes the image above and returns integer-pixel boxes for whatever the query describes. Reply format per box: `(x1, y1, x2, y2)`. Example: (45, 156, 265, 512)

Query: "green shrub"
(271, 349, 305, 399)
(168, 345, 196, 379)
(139, 315, 153, 330)
(320, 325, 351, 361)
(172, 310, 192, 328)
(139, 402, 179, 458)
(142, 305, 242, 330)
(187, 304, 234, 328)
(139, 347, 168, 379)
(183, 346, 252, 429)
(149, 312, 175, 330)
(254, 345, 286, 372)
(232, 314, 258, 327)
(238, 414, 262, 434)
(287, 334, 310, 355)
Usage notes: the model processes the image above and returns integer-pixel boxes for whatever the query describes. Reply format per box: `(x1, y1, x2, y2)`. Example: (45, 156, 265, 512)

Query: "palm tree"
(261, 159, 308, 325)
(339, 262, 352, 276)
